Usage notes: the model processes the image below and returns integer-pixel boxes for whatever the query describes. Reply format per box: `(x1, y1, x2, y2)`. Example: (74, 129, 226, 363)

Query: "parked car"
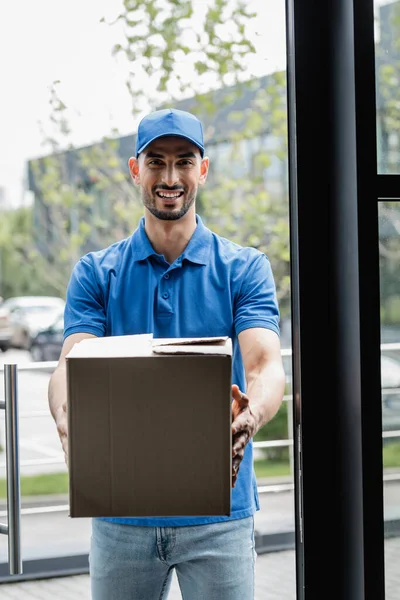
(0, 296, 65, 351)
(0, 299, 16, 352)
(30, 314, 64, 362)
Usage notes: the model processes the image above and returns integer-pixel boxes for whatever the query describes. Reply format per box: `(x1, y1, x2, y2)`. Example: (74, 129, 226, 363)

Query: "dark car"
(0, 295, 65, 352)
(30, 315, 64, 362)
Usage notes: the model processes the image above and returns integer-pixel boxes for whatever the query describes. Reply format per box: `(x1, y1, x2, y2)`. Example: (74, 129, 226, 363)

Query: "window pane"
(0, 0, 294, 597)
(378, 202, 400, 600)
(375, 0, 400, 173)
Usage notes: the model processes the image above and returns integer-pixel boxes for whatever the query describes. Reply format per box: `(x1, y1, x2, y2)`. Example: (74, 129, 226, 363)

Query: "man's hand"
(55, 403, 69, 467)
(49, 333, 98, 470)
(231, 384, 258, 488)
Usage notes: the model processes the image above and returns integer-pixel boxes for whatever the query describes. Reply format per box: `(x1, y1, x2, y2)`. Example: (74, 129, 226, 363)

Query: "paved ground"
(0, 489, 296, 562)
(1, 548, 297, 599)
(0, 538, 400, 599)
(1, 482, 400, 563)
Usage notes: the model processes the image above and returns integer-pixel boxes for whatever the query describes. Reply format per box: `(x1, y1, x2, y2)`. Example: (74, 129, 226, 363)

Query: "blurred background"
(0, 0, 400, 597)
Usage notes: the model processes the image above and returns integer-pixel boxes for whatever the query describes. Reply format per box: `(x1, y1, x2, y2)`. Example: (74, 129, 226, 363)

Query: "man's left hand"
(231, 384, 258, 488)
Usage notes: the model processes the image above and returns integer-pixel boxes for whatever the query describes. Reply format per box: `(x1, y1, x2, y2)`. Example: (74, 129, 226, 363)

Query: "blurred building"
(26, 0, 400, 259)
(27, 71, 288, 259)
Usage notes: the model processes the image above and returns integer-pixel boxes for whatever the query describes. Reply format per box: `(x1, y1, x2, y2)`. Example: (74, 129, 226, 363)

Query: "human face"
(129, 137, 209, 221)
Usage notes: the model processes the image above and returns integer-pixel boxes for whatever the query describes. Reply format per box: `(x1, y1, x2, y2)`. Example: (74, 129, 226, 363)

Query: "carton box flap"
(152, 337, 232, 356)
(66, 334, 153, 359)
(152, 336, 228, 347)
(66, 334, 232, 359)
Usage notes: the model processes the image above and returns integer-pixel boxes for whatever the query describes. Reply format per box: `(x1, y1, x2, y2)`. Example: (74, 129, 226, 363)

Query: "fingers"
(59, 434, 69, 468)
(232, 450, 244, 480)
(60, 434, 68, 454)
(56, 411, 69, 467)
(230, 387, 256, 487)
(232, 410, 251, 435)
(232, 430, 249, 457)
(231, 428, 250, 487)
(232, 456, 242, 487)
(57, 421, 67, 437)
(57, 423, 68, 464)
(56, 407, 68, 434)
(231, 385, 249, 407)
(231, 384, 241, 399)
(231, 386, 250, 422)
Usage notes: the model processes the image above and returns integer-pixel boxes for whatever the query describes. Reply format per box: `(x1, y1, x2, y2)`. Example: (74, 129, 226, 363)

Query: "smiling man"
(48, 108, 286, 600)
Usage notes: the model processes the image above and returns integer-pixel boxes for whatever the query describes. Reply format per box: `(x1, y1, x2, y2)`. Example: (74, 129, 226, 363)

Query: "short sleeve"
(63, 257, 107, 340)
(234, 252, 280, 337)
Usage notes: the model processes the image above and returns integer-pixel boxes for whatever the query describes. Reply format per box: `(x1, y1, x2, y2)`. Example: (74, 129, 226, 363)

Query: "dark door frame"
(287, 0, 397, 598)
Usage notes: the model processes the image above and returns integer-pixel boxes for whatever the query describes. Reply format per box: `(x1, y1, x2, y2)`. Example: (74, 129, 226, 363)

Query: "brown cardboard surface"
(66, 335, 232, 518)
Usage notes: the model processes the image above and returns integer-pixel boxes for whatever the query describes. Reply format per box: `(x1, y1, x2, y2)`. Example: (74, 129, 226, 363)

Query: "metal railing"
(1, 347, 400, 478)
(1, 344, 400, 571)
(0, 365, 22, 575)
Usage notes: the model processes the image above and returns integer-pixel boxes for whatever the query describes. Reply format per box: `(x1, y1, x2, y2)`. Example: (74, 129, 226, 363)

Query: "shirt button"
(164, 273, 170, 279)
(162, 292, 169, 299)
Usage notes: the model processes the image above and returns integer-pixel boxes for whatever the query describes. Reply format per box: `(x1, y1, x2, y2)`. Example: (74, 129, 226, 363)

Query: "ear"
(199, 156, 209, 186)
(128, 157, 140, 184)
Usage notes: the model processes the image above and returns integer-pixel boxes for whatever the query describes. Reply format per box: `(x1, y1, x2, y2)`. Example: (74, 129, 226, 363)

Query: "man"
(48, 107, 286, 600)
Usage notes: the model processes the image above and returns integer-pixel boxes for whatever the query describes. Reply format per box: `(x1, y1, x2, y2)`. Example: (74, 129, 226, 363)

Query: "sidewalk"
(1, 537, 400, 599)
(0, 549, 297, 600)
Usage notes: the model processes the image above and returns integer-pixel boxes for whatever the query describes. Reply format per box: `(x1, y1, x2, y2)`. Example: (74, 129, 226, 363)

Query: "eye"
(178, 159, 193, 166)
(148, 159, 163, 166)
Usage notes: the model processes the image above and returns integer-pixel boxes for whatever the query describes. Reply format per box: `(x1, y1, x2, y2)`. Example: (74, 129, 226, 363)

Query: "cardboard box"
(66, 334, 233, 518)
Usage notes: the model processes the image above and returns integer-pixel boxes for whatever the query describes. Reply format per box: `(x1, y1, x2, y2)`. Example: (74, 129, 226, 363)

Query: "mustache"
(153, 185, 185, 192)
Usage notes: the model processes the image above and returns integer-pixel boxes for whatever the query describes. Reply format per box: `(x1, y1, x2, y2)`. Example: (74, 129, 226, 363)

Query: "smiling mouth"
(155, 190, 184, 200)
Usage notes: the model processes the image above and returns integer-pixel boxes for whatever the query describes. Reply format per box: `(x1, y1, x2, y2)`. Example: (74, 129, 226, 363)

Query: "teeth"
(157, 192, 182, 198)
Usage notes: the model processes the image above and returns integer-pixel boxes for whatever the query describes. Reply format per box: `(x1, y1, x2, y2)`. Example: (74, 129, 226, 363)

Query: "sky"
(0, 0, 389, 208)
(0, 0, 288, 208)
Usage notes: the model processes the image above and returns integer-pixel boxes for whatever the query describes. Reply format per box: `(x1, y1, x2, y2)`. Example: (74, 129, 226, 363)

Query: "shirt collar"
(130, 215, 212, 266)
(130, 217, 158, 262)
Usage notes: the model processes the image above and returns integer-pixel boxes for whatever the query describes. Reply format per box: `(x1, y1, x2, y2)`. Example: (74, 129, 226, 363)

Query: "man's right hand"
(48, 332, 98, 470)
(55, 403, 68, 467)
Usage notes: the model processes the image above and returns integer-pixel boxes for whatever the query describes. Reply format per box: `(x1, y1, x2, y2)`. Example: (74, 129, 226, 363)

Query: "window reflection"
(378, 202, 400, 600)
(376, 0, 400, 173)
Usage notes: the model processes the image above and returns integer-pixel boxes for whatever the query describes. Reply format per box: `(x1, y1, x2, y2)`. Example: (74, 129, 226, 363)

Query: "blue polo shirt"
(64, 214, 280, 526)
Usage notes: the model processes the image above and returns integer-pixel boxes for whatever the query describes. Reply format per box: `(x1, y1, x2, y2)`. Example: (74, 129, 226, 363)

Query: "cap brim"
(136, 133, 204, 157)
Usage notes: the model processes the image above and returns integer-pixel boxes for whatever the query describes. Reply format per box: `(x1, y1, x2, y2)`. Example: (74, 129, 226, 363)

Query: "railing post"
(0, 364, 23, 575)
(287, 387, 294, 477)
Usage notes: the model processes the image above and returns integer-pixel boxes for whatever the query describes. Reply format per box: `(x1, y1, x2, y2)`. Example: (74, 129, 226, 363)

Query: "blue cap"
(135, 108, 205, 157)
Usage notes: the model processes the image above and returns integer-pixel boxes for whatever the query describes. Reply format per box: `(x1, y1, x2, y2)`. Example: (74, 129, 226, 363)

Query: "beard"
(142, 187, 197, 221)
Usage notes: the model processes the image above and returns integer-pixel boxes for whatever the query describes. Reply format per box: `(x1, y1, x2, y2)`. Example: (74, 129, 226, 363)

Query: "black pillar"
(286, 0, 385, 598)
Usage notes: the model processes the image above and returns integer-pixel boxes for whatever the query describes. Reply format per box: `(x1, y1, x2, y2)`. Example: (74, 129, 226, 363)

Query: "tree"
(27, 3, 291, 318)
(0, 206, 60, 299)
(111, 0, 291, 317)
(110, 0, 257, 114)
(27, 81, 144, 298)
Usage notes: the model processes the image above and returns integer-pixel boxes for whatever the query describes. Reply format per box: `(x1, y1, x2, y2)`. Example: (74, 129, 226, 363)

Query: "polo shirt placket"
(156, 260, 182, 319)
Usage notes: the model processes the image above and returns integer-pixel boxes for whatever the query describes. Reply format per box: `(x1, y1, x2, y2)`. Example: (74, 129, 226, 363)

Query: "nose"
(161, 164, 180, 188)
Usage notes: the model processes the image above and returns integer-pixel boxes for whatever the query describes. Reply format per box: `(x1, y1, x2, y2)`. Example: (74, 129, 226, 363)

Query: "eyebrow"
(145, 151, 197, 159)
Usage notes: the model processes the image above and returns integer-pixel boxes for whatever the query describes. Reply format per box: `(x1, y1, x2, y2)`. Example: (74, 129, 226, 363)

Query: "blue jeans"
(90, 516, 257, 600)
